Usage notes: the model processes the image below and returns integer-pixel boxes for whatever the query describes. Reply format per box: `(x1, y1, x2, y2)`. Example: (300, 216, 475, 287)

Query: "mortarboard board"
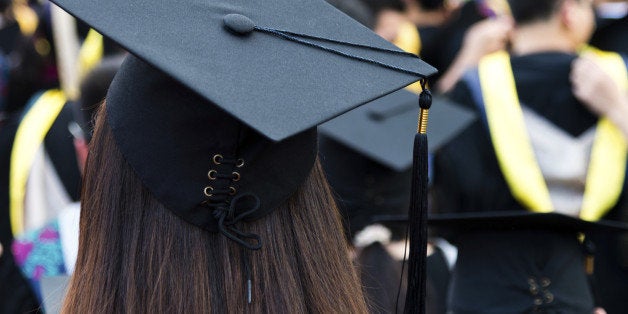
(49, 0, 436, 141)
(47, 0, 436, 245)
(320, 90, 475, 172)
(374, 211, 628, 233)
(318, 91, 474, 240)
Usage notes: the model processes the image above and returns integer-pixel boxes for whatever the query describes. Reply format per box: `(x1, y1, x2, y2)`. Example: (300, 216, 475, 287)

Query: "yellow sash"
(478, 51, 628, 221)
(9, 90, 67, 235)
(77, 29, 104, 79)
(13, 2, 38, 36)
(392, 21, 422, 94)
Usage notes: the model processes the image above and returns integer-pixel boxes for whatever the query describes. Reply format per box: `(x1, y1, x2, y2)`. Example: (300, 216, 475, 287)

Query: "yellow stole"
(13, 2, 38, 36)
(478, 50, 628, 221)
(10, 90, 67, 235)
(392, 21, 423, 94)
(78, 29, 104, 79)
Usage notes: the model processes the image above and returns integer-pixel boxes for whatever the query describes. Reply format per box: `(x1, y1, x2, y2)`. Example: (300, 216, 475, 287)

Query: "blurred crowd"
(1, 0, 627, 313)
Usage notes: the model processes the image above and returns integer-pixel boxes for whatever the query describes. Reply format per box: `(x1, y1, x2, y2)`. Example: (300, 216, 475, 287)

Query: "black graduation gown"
(590, 15, 628, 55)
(0, 101, 81, 313)
(0, 115, 42, 314)
(432, 52, 628, 313)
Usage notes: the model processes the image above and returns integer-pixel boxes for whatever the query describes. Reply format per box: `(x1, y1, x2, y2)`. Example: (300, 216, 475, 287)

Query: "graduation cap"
(49, 0, 436, 310)
(375, 211, 628, 233)
(318, 90, 474, 240)
(320, 89, 475, 172)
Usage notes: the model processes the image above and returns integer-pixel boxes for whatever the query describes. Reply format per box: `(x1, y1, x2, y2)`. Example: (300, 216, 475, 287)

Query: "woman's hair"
(62, 103, 368, 313)
(357, 242, 406, 314)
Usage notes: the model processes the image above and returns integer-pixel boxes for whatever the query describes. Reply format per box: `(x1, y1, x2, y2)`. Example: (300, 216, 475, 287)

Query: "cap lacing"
(204, 154, 262, 250)
(211, 194, 262, 251)
(203, 154, 262, 304)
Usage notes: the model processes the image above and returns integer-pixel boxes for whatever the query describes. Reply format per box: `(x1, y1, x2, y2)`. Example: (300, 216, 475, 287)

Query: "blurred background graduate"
(0, 1, 124, 311)
(319, 89, 473, 313)
(431, 0, 628, 312)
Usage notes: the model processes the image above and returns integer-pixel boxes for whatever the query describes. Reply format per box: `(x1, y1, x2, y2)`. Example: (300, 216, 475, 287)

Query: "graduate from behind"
(432, 0, 628, 312)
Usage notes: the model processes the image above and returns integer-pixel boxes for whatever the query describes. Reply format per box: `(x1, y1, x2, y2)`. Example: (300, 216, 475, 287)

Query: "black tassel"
(404, 83, 431, 314)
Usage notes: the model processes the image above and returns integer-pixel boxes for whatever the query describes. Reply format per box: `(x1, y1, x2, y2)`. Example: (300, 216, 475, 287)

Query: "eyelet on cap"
(208, 170, 218, 180)
(544, 291, 554, 303)
(204, 186, 214, 197)
(213, 154, 223, 165)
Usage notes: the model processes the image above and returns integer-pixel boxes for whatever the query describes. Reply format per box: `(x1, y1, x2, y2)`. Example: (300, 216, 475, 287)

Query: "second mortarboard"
(318, 90, 474, 240)
(320, 89, 476, 172)
(375, 211, 628, 233)
(50, 0, 436, 141)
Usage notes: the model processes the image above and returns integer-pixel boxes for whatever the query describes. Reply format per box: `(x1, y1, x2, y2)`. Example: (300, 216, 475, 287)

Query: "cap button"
(223, 14, 255, 35)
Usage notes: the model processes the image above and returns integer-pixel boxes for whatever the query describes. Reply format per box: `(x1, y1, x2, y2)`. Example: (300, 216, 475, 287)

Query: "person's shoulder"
(446, 68, 481, 110)
(510, 52, 576, 71)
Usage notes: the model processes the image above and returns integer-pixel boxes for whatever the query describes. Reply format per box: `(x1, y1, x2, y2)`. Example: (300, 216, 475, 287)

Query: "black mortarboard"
(375, 211, 628, 233)
(320, 90, 475, 172)
(49, 0, 436, 141)
(428, 211, 628, 233)
(319, 91, 474, 240)
(48, 0, 436, 247)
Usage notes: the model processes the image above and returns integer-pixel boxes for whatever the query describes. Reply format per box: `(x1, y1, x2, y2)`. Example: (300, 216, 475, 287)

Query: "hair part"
(418, 0, 446, 11)
(62, 102, 368, 313)
(507, 0, 564, 25)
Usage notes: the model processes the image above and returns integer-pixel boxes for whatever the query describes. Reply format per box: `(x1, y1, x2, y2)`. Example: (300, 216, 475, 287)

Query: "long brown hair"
(62, 104, 368, 313)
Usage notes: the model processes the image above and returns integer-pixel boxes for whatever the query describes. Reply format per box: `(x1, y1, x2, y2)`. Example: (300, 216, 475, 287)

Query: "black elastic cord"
(254, 26, 427, 78)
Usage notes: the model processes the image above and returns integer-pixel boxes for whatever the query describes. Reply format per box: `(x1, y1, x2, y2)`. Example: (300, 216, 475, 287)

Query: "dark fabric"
(417, 26, 440, 59)
(590, 231, 628, 314)
(44, 102, 81, 201)
(107, 56, 318, 233)
(429, 211, 628, 233)
(358, 242, 406, 314)
(433, 52, 628, 312)
(421, 1, 486, 83)
(318, 89, 420, 172)
(356, 242, 449, 314)
(590, 15, 628, 55)
(0, 250, 43, 314)
(589, 195, 628, 314)
(319, 90, 475, 172)
(0, 22, 20, 55)
(426, 246, 450, 314)
(0, 114, 18, 249)
(50, 0, 435, 142)
(450, 230, 593, 314)
(319, 136, 412, 240)
(0, 114, 41, 314)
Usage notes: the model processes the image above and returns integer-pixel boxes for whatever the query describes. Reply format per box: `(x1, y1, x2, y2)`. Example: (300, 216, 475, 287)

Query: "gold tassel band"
(418, 108, 429, 134)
